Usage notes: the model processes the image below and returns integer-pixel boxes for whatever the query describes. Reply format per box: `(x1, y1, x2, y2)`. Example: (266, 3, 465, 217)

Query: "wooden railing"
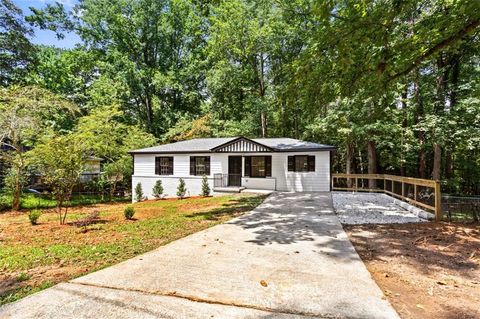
(331, 173, 442, 221)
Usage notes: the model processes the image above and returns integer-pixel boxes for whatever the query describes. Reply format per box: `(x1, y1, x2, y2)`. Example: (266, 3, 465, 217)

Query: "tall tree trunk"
(432, 55, 447, 180)
(432, 143, 442, 180)
(12, 166, 21, 211)
(260, 112, 267, 138)
(400, 90, 408, 176)
(346, 141, 354, 188)
(144, 93, 154, 133)
(414, 71, 426, 178)
(445, 55, 460, 179)
(367, 140, 377, 188)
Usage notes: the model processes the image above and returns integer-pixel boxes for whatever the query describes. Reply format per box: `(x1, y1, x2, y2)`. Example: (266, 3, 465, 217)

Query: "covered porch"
(213, 173, 277, 192)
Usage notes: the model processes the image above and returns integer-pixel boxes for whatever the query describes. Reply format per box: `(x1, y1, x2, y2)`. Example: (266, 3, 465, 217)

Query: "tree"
(28, 133, 87, 224)
(26, 47, 100, 108)
(0, 86, 76, 210)
(176, 178, 187, 199)
(134, 183, 144, 202)
(201, 175, 210, 197)
(74, 0, 207, 135)
(152, 180, 164, 199)
(74, 105, 156, 200)
(0, 0, 36, 86)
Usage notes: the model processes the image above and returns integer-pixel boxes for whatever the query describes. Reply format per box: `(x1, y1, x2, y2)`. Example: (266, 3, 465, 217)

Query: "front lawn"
(0, 192, 129, 211)
(0, 193, 265, 304)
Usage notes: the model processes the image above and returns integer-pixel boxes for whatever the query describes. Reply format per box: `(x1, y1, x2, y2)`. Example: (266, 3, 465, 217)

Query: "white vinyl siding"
(132, 151, 330, 201)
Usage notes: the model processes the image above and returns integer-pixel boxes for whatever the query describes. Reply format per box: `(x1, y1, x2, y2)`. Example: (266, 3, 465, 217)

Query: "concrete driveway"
(0, 192, 399, 319)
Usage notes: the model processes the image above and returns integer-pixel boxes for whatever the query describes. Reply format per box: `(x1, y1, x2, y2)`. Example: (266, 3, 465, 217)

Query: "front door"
(228, 156, 242, 186)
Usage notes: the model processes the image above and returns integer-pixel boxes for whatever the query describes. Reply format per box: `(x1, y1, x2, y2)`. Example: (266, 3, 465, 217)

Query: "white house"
(129, 137, 335, 200)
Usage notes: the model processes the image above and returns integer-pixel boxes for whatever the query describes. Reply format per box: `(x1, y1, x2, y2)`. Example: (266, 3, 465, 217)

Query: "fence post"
(434, 180, 442, 221)
(414, 184, 417, 202)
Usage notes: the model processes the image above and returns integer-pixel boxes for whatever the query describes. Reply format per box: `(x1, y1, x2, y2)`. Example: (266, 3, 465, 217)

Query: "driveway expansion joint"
(69, 280, 335, 318)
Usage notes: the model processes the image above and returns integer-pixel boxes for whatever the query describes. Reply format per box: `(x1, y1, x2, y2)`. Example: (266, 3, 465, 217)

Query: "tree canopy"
(0, 0, 478, 196)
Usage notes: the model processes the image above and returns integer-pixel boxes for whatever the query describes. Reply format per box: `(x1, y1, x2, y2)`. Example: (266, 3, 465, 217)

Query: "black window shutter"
(244, 156, 251, 177)
(155, 157, 160, 175)
(308, 156, 315, 172)
(205, 156, 210, 175)
(190, 157, 195, 175)
(288, 156, 295, 172)
(265, 156, 272, 177)
(168, 157, 174, 175)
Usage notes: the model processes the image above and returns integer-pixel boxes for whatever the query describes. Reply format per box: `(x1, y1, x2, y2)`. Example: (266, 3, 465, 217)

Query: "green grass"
(0, 192, 129, 211)
(0, 193, 266, 304)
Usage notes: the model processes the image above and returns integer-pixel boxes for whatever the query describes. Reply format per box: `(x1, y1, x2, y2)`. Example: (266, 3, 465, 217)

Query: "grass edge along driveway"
(0, 193, 266, 305)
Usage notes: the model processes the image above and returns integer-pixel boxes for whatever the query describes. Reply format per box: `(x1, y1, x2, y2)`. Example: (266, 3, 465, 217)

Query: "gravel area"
(332, 192, 426, 225)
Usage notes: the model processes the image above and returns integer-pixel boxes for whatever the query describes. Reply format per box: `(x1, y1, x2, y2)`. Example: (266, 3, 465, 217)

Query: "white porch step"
(213, 186, 246, 193)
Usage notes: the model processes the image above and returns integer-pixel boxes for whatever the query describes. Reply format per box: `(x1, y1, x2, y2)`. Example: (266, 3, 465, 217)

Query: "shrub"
(16, 273, 30, 282)
(134, 182, 144, 202)
(201, 175, 210, 197)
(28, 209, 42, 225)
(152, 180, 164, 199)
(124, 206, 135, 220)
(176, 178, 187, 199)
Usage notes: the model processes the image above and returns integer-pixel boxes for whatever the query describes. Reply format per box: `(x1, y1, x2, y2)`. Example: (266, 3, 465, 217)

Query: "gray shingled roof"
(129, 137, 335, 153)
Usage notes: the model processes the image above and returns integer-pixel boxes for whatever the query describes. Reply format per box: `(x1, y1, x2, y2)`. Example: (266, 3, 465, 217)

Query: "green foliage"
(152, 180, 164, 199)
(134, 183, 144, 202)
(0, 86, 77, 210)
(0, 0, 36, 86)
(28, 209, 42, 225)
(2, 0, 480, 195)
(74, 105, 156, 200)
(27, 134, 87, 224)
(176, 178, 187, 199)
(201, 175, 210, 197)
(123, 205, 135, 220)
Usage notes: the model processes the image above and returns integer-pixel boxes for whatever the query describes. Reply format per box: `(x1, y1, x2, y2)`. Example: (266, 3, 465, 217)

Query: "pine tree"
(201, 175, 210, 197)
(152, 180, 164, 199)
(134, 182, 144, 202)
(176, 178, 187, 199)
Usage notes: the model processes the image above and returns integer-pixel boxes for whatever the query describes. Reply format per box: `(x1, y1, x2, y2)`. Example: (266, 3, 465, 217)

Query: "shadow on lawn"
(185, 195, 268, 221)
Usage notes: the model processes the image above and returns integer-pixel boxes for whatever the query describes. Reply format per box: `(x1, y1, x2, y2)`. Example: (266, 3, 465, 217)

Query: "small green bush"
(28, 210, 42, 225)
(152, 180, 164, 199)
(201, 175, 210, 197)
(16, 273, 31, 282)
(176, 178, 187, 199)
(124, 206, 135, 220)
(134, 183, 144, 202)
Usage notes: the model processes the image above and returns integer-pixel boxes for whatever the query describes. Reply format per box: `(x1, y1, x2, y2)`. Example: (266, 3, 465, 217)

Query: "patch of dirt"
(0, 265, 84, 299)
(345, 222, 480, 319)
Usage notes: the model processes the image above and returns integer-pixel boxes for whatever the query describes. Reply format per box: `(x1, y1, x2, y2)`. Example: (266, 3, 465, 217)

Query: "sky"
(14, 0, 81, 49)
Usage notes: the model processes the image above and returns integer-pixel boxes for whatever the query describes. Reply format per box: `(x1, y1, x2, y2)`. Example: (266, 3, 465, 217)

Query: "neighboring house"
(129, 137, 335, 200)
(31, 156, 103, 189)
(79, 156, 103, 183)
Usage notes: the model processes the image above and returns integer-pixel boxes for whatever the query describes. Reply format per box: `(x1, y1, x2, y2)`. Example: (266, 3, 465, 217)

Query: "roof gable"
(211, 137, 272, 153)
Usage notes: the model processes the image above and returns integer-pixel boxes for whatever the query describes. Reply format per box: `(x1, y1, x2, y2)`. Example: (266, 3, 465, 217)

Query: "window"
(155, 157, 173, 175)
(190, 156, 210, 176)
(244, 156, 271, 177)
(288, 155, 315, 172)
